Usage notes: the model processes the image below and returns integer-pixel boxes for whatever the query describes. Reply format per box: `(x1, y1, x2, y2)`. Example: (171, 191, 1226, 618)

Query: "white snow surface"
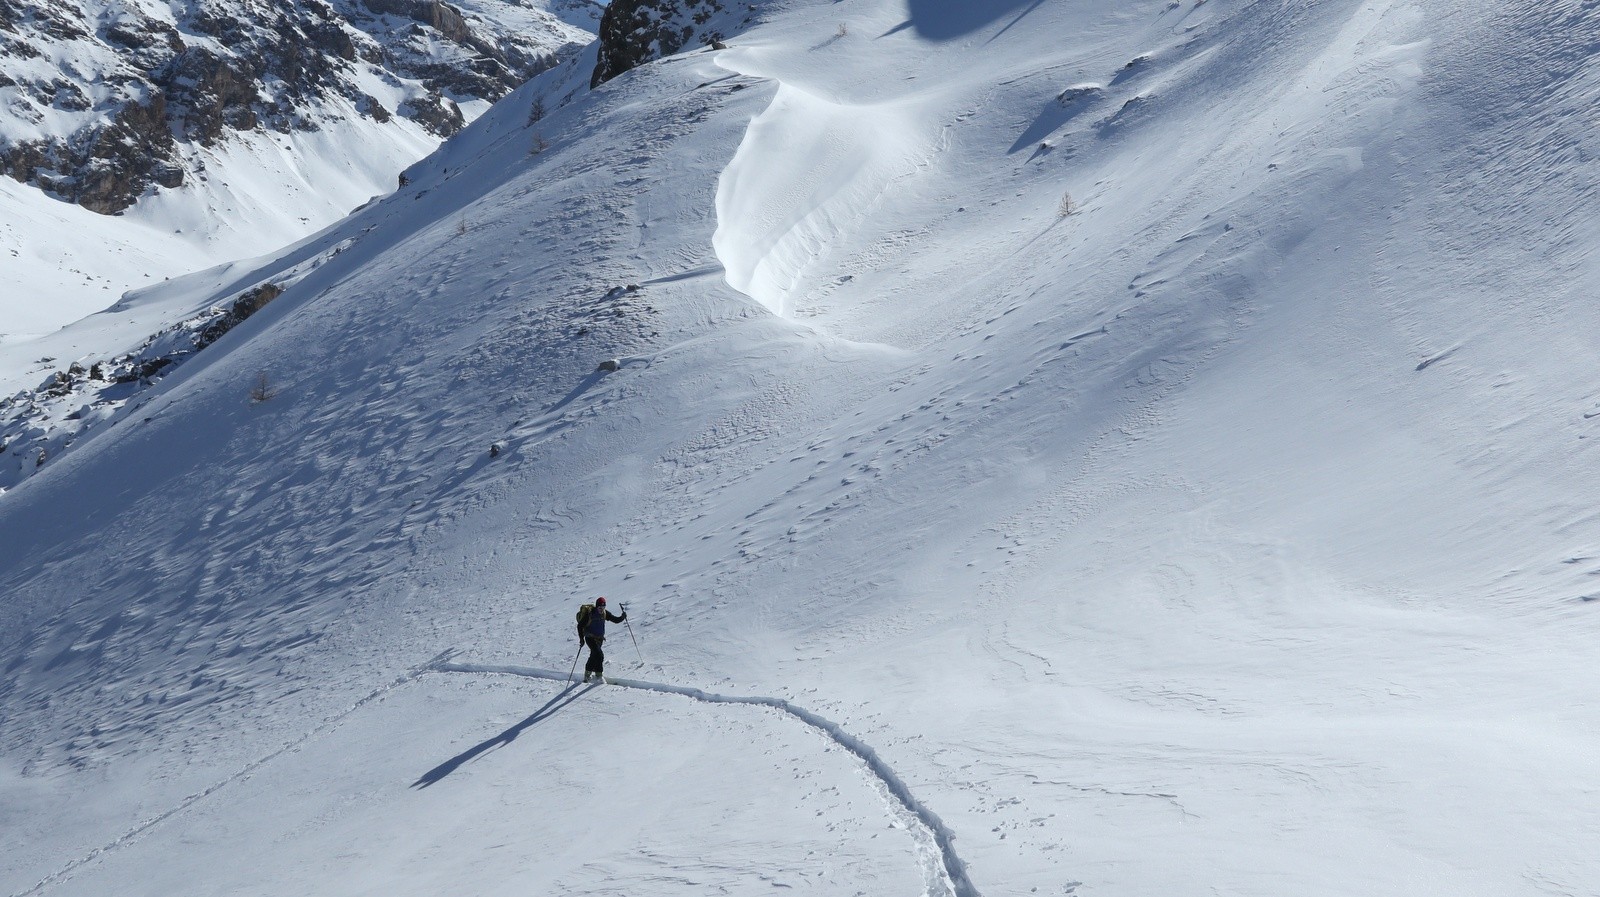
(4, 0, 1600, 895)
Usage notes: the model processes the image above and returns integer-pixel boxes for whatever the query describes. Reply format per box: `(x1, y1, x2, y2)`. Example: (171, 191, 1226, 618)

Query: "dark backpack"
(576, 603, 595, 633)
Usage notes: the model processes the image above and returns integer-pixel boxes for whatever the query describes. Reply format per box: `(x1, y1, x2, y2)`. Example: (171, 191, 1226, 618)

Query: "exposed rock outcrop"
(591, 0, 736, 87)
(0, 278, 284, 492)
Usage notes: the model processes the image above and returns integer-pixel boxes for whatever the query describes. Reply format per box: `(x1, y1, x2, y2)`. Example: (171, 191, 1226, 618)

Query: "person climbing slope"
(576, 596, 627, 682)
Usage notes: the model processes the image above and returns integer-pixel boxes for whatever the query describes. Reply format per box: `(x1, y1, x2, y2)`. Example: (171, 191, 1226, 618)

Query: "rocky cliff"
(591, 0, 755, 87)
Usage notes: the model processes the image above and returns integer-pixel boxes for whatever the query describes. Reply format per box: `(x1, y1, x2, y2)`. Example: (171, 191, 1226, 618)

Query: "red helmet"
(595, 597, 607, 606)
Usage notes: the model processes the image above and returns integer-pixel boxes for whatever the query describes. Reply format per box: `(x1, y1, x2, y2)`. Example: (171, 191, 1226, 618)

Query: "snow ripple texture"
(9, 651, 454, 897)
(434, 660, 981, 897)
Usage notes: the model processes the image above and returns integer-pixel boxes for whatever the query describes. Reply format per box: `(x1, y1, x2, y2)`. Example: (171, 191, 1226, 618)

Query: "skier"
(576, 597, 627, 682)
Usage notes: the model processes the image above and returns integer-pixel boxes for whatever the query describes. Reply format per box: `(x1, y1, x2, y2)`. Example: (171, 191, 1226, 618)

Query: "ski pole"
(621, 604, 644, 666)
(568, 639, 583, 683)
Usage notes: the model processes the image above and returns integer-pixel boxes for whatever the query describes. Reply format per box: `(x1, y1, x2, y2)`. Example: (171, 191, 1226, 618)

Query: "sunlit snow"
(3, 1, 1599, 896)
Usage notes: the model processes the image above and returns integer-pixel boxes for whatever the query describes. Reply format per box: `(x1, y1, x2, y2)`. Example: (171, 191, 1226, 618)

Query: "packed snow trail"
(434, 660, 982, 897)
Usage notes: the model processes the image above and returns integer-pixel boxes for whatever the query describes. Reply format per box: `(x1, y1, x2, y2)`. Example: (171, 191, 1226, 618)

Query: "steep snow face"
(713, 77, 938, 316)
(0, 0, 594, 338)
(5, 1, 1600, 896)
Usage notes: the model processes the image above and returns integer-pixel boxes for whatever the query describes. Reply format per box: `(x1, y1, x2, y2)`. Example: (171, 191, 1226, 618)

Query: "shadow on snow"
(411, 681, 599, 788)
(883, 0, 1046, 41)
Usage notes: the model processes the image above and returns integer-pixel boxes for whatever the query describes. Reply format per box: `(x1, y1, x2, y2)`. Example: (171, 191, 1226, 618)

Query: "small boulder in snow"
(1057, 83, 1104, 105)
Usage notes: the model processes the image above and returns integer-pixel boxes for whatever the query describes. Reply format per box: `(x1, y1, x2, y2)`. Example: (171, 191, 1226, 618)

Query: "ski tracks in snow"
(13, 650, 983, 897)
(433, 659, 982, 897)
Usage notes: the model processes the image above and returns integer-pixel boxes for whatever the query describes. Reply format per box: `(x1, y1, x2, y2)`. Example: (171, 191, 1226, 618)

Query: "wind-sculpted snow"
(435, 660, 981, 897)
(711, 56, 944, 319)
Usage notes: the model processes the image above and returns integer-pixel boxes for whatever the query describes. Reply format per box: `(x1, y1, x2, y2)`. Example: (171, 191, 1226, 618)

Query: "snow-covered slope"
(0, 115, 439, 343)
(5, 0, 1600, 895)
(0, 0, 595, 339)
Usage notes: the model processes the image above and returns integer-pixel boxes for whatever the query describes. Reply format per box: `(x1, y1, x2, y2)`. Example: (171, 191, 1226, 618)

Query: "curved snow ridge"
(434, 660, 981, 897)
(711, 72, 944, 318)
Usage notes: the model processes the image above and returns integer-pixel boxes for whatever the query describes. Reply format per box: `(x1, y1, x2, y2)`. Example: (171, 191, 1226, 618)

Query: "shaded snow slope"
(4, 0, 1600, 895)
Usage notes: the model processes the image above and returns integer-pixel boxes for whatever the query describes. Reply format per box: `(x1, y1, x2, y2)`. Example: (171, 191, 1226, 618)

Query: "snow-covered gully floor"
(434, 659, 981, 897)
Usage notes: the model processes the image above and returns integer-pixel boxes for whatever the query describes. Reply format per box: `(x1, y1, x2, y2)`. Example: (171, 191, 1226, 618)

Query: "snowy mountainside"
(0, 0, 590, 212)
(0, 0, 594, 338)
(4, 1, 1600, 896)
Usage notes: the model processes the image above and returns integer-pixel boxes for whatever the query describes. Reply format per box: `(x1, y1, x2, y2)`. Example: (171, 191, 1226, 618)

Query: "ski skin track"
(11, 650, 980, 897)
(433, 659, 982, 897)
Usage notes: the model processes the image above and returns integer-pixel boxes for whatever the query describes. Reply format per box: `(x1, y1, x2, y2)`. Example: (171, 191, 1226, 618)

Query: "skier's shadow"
(411, 682, 597, 788)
